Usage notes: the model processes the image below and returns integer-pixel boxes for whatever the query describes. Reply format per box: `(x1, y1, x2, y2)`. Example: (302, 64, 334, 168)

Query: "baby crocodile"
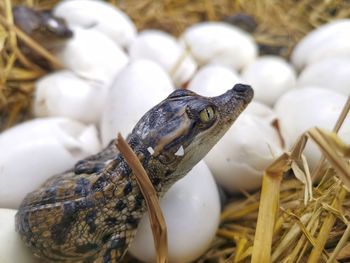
(13, 6, 72, 67)
(16, 84, 254, 262)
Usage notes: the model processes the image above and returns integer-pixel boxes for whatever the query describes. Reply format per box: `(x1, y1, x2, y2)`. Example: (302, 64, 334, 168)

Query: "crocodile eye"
(199, 106, 215, 123)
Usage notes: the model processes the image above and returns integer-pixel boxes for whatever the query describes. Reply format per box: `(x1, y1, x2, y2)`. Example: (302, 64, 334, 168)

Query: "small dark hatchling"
(16, 84, 254, 262)
(13, 6, 73, 67)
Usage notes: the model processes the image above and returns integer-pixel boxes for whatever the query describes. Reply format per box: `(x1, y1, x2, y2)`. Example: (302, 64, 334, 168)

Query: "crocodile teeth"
(147, 147, 155, 155)
(175, 145, 184, 156)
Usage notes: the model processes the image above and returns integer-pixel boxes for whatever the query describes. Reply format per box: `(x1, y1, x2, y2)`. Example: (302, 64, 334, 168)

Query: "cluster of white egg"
(0, 0, 349, 262)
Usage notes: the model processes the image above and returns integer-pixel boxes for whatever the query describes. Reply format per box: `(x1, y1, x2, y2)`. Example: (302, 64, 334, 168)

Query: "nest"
(1, 0, 350, 262)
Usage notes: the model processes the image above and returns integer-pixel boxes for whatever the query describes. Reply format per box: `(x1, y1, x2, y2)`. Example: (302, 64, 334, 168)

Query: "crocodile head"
(13, 6, 73, 49)
(130, 84, 254, 190)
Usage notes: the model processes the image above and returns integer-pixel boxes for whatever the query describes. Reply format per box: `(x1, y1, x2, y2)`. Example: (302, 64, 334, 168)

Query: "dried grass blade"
(7, 67, 43, 80)
(251, 153, 290, 263)
(291, 160, 310, 205)
(290, 133, 308, 161)
(307, 128, 350, 188)
(0, 24, 7, 52)
(221, 201, 259, 221)
(324, 132, 350, 158)
(251, 170, 282, 263)
(291, 214, 319, 253)
(312, 96, 350, 181)
(307, 187, 347, 263)
(217, 229, 236, 240)
(3, 0, 16, 48)
(327, 222, 350, 263)
(332, 96, 350, 133)
(272, 213, 312, 262)
(273, 214, 286, 236)
(2, 52, 16, 82)
(335, 242, 350, 260)
(233, 235, 248, 262)
(288, 210, 321, 263)
(115, 133, 168, 263)
(301, 154, 313, 202)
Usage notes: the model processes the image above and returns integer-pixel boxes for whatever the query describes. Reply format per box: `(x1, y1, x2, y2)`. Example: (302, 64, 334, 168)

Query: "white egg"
(241, 56, 297, 106)
(34, 70, 108, 124)
(205, 111, 283, 193)
(297, 57, 350, 95)
(56, 27, 129, 85)
(291, 19, 350, 70)
(0, 118, 101, 208)
(0, 209, 38, 263)
(275, 87, 350, 168)
(180, 22, 258, 70)
(129, 161, 220, 263)
(53, 0, 136, 48)
(129, 30, 197, 87)
(244, 101, 277, 124)
(188, 64, 242, 96)
(100, 59, 174, 145)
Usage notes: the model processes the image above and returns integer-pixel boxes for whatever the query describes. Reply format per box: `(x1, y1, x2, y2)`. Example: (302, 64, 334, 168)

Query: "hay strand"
(307, 187, 347, 262)
(251, 153, 290, 263)
(115, 133, 168, 263)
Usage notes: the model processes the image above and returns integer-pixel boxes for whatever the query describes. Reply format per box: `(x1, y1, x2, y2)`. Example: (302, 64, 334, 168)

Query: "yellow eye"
(199, 106, 215, 123)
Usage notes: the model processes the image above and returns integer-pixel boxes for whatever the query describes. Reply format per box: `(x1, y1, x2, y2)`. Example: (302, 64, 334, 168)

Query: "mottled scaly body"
(16, 85, 254, 262)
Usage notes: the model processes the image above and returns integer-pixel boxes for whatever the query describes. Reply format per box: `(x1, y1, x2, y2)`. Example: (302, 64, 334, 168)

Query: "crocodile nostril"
(231, 84, 254, 103)
(232, 83, 251, 92)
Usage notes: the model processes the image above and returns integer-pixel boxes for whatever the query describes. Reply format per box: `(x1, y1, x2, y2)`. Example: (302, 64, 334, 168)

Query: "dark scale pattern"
(126, 216, 138, 228)
(85, 210, 97, 234)
(75, 243, 99, 253)
(134, 194, 144, 210)
(115, 200, 127, 211)
(123, 182, 132, 196)
(75, 178, 91, 196)
(51, 202, 77, 245)
(104, 217, 118, 227)
(102, 233, 112, 244)
(15, 84, 253, 262)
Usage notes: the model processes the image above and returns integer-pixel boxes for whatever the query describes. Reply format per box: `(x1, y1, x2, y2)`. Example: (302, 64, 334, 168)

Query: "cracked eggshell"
(241, 56, 297, 106)
(275, 87, 350, 169)
(100, 59, 174, 146)
(291, 19, 350, 70)
(180, 22, 258, 70)
(0, 118, 101, 208)
(53, 0, 136, 48)
(297, 58, 350, 95)
(0, 209, 38, 263)
(205, 111, 283, 193)
(188, 64, 242, 96)
(129, 161, 220, 263)
(34, 70, 108, 124)
(129, 30, 197, 87)
(56, 27, 128, 85)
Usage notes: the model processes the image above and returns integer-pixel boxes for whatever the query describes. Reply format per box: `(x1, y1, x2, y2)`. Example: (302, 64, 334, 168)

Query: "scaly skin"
(16, 84, 254, 262)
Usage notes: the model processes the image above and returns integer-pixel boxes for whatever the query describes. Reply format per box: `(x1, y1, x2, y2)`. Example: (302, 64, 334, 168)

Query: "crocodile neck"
(115, 133, 184, 196)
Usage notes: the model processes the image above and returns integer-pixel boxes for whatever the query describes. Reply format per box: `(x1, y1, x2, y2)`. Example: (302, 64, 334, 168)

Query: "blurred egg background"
(1, 0, 349, 262)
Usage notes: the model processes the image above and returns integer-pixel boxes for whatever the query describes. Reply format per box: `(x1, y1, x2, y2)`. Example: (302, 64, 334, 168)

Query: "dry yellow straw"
(115, 133, 168, 263)
(251, 153, 291, 263)
(251, 96, 350, 263)
(307, 187, 347, 263)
